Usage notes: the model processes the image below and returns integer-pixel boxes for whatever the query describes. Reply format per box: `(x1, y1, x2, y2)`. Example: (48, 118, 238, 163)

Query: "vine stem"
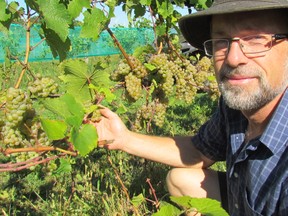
(106, 27, 134, 70)
(1, 146, 77, 156)
(14, 9, 32, 89)
(0, 154, 65, 172)
(146, 178, 160, 208)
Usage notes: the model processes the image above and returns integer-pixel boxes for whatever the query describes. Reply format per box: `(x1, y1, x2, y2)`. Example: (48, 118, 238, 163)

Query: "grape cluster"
(194, 57, 220, 100)
(111, 56, 147, 81)
(194, 56, 212, 88)
(28, 74, 59, 98)
(136, 101, 167, 128)
(2, 88, 32, 147)
(111, 56, 147, 100)
(29, 122, 50, 146)
(125, 73, 142, 100)
(130, 56, 148, 78)
(148, 53, 168, 69)
(148, 54, 198, 103)
(173, 57, 198, 103)
(1, 87, 52, 148)
(111, 60, 131, 81)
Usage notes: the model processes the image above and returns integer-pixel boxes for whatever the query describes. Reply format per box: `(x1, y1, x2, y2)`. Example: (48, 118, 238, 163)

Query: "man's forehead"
(211, 10, 287, 36)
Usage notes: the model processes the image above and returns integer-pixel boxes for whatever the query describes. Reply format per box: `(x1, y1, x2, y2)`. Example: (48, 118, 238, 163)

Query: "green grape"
(2, 126, 23, 147)
(136, 101, 167, 128)
(28, 74, 59, 98)
(111, 56, 147, 82)
(38, 131, 50, 146)
(133, 113, 143, 132)
(194, 56, 213, 87)
(125, 73, 142, 100)
(2, 88, 34, 147)
(148, 53, 168, 68)
(111, 60, 131, 81)
(196, 56, 212, 72)
(129, 56, 148, 79)
(28, 121, 50, 146)
(15, 151, 38, 163)
(152, 102, 167, 127)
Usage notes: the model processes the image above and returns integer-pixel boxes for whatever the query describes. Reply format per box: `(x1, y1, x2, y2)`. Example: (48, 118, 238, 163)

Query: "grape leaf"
(170, 196, 191, 208)
(133, 4, 146, 18)
(156, 0, 174, 19)
(37, 0, 72, 42)
(131, 193, 146, 207)
(68, 0, 90, 19)
(59, 74, 93, 102)
(61, 94, 85, 128)
(41, 97, 71, 119)
(155, 23, 166, 36)
(144, 63, 157, 71)
(53, 158, 72, 176)
(41, 94, 84, 129)
(140, 0, 152, 5)
(115, 103, 127, 114)
(59, 59, 111, 102)
(0, 1, 20, 31)
(41, 118, 67, 140)
(81, 7, 109, 41)
(40, 24, 71, 61)
(152, 202, 181, 216)
(170, 196, 229, 216)
(0, 0, 10, 21)
(89, 84, 116, 103)
(71, 124, 98, 156)
(188, 198, 229, 216)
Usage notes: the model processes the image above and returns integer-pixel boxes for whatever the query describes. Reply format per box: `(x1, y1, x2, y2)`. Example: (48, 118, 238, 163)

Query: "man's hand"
(92, 107, 131, 150)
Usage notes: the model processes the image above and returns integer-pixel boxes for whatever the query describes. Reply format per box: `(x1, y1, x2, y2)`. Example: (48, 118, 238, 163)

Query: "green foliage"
(59, 58, 112, 102)
(37, 0, 72, 42)
(71, 124, 98, 156)
(169, 196, 229, 216)
(0, 0, 225, 215)
(40, 119, 67, 140)
(81, 7, 110, 40)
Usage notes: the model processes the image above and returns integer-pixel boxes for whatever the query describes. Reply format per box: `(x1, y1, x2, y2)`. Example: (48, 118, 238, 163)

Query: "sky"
(8, 0, 190, 27)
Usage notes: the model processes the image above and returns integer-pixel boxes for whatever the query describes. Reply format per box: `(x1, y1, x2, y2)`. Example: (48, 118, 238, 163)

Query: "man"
(94, 0, 288, 215)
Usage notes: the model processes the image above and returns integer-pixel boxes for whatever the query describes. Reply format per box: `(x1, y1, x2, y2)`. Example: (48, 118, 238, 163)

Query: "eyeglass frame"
(203, 34, 288, 57)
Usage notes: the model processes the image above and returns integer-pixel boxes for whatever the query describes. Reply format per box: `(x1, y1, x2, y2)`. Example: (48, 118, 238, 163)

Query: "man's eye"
(243, 35, 265, 42)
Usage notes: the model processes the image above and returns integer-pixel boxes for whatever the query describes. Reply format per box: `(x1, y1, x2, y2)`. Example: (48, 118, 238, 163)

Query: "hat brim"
(179, 1, 288, 50)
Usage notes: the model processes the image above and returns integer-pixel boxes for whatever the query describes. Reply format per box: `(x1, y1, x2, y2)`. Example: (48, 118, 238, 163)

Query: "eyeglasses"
(203, 34, 288, 57)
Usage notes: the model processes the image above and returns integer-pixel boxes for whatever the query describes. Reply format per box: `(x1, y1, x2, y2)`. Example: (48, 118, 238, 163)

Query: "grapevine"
(0, 0, 224, 215)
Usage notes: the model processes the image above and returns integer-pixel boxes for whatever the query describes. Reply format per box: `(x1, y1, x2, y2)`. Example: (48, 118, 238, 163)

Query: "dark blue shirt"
(192, 89, 288, 216)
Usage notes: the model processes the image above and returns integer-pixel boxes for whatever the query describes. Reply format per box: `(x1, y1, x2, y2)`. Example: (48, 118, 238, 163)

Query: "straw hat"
(179, 0, 288, 50)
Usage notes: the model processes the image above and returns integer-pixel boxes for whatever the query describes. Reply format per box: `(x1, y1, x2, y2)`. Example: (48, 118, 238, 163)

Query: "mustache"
(219, 65, 261, 81)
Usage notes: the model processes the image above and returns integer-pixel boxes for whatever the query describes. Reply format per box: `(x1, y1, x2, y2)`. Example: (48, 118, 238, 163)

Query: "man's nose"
(225, 41, 249, 68)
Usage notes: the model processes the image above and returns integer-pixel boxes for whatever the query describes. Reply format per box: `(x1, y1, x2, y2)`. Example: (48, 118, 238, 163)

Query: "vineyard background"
(0, 0, 227, 215)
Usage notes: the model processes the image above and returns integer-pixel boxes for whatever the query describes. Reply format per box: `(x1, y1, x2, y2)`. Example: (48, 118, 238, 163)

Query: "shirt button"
(235, 203, 239, 209)
(234, 172, 239, 178)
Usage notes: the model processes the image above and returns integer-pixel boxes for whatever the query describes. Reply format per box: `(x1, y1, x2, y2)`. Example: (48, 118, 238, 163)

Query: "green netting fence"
(0, 24, 155, 62)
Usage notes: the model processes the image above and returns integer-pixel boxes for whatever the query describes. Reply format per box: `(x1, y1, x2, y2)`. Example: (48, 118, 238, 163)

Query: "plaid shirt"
(192, 89, 288, 216)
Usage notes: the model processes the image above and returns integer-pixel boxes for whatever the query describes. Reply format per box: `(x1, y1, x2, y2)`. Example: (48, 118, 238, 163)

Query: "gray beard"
(218, 63, 288, 111)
